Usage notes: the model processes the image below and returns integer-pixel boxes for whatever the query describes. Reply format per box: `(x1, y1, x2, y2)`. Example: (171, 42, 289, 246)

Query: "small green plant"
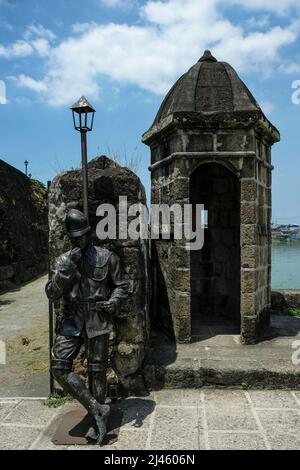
(288, 308, 300, 318)
(272, 308, 300, 318)
(241, 381, 249, 390)
(45, 393, 73, 408)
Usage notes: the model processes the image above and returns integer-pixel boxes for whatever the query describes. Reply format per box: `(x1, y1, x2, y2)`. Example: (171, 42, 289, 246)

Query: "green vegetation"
(30, 178, 47, 214)
(241, 381, 250, 390)
(31, 178, 47, 194)
(288, 308, 300, 318)
(45, 393, 73, 408)
(272, 307, 300, 318)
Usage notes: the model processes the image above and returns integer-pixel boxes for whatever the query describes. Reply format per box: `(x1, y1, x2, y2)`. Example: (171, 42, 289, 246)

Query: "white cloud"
(279, 62, 300, 74)
(98, 0, 134, 8)
(72, 22, 98, 33)
(31, 38, 52, 57)
(0, 22, 55, 59)
(9, 0, 300, 106)
(10, 74, 48, 92)
(245, 15, 270, 30)
(214, 24, 298, 73)
(0, 39, 33, 58)
(24, 24, 56, 42)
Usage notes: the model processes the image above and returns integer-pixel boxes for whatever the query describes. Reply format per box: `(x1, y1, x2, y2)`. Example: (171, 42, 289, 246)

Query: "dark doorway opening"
(190, 163, 240, 337)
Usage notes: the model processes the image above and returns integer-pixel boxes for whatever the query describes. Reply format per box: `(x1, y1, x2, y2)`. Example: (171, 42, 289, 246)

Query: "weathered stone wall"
(48, 156, 150, 391)
(0, 159, 48, 292)
(240, 137, 273, 343)
(146, 118, 277, 344)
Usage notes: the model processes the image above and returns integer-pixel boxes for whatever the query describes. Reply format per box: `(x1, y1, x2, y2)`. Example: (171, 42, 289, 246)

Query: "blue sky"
(0, 0, 300, 223)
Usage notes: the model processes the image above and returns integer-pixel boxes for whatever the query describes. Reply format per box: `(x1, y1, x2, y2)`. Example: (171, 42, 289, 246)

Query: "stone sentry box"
(142, 50, 280, 345)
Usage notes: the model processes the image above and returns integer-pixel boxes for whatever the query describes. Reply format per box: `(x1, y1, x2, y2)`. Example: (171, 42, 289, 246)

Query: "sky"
(0, 0, 300, 223)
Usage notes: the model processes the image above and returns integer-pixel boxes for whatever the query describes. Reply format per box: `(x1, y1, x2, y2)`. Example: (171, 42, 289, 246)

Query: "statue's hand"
(100, 301, 116, 315)
(69, 247, 82, 265)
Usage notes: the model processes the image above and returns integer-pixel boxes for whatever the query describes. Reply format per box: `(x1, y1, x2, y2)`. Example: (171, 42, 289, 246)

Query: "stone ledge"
(143, 355, 300, 391)
(142, 315, 300, 391)
(272, 290, 300, 311)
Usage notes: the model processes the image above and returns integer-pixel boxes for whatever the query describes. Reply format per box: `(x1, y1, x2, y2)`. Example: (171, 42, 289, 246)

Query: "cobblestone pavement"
(0, 389, 299, 450)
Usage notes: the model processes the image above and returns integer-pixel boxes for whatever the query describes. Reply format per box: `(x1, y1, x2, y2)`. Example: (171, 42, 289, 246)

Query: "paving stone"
(256, 409, 300, 433)
(114, 429, 148, 450)
(248, 390, 299, 409)
(3, 399, 57, 427)
(0, 402, 19, 423)
(198, 406, 205, 431)
(208, 432, 267, 450)
(205, 405, 258, 431)
(0, 392, 299, 450)
(150, 406, 199, 450)
(120, 397, 156, 430)
(292, 391, 300, 406)
(66, 429, 148, 451)
(204, 389, 248, 408)
(199, 433, 208, 450)
(69, 430, 148, 451)
(30, 410, 68, 451)
(154, 389, 200, 406)
(192, 335, 240, 348)
(0, 425, 40, 450)
(267, 433, 300, 450)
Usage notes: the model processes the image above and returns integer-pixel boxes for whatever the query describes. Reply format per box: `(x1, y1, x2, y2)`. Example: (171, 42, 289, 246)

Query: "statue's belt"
(65, 300, 107, 313)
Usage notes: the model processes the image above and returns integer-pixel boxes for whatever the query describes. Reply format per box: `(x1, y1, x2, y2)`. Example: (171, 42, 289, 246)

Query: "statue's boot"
(85, 404, 110, 443)
(85, 369, 110, 444)
(52, 369, 110, 444)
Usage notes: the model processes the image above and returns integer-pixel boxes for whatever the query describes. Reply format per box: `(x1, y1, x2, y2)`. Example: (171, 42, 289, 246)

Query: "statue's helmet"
(65, 209, 91, 238)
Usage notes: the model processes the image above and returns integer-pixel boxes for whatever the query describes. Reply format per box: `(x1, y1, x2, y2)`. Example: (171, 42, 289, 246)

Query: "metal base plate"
(52, 406, 123, 446)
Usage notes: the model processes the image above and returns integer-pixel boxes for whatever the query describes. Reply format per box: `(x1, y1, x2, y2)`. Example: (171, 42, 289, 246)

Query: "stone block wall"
(147, 118, 277, 345)
(0, 159, 48, 292)
(240, 138, 273, 343)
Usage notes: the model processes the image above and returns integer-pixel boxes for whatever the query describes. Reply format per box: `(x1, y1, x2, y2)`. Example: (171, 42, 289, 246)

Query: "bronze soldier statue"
(46, 209, 128, 444)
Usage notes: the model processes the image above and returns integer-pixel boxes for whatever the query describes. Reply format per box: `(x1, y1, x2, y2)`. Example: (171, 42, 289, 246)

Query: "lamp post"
(70, 96, 96, 221)
(24, 160, 29, 176)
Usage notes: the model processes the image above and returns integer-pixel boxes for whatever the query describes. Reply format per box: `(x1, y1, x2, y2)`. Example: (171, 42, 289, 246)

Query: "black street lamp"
(24, 160, 29, 176)
(70, 96, 96, 220)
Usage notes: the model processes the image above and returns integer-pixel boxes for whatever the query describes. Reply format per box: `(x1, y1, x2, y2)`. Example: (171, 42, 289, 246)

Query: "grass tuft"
(45, 393, 73, 408)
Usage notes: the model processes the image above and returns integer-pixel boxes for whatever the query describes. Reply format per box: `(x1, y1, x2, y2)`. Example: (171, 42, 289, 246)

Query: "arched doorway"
(190, 162, 240, 336)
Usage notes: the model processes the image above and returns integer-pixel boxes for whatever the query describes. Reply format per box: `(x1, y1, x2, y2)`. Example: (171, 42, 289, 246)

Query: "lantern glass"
(70, 96, 96, 132)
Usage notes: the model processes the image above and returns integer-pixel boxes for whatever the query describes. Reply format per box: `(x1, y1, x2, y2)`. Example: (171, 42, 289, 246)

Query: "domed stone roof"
(153, 50, 261, 126)
(143, 50, 280, 145)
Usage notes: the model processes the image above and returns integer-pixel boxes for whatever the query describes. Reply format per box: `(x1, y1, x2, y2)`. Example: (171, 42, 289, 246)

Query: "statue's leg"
(84, 334, 110, 442)
(51, 334, 108, 444)
(87, 334, 109, 404)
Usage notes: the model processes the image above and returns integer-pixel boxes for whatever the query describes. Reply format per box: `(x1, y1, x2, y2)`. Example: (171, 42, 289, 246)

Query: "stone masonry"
(142, 50, 280, 345)
(0, 159, 48, 292)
